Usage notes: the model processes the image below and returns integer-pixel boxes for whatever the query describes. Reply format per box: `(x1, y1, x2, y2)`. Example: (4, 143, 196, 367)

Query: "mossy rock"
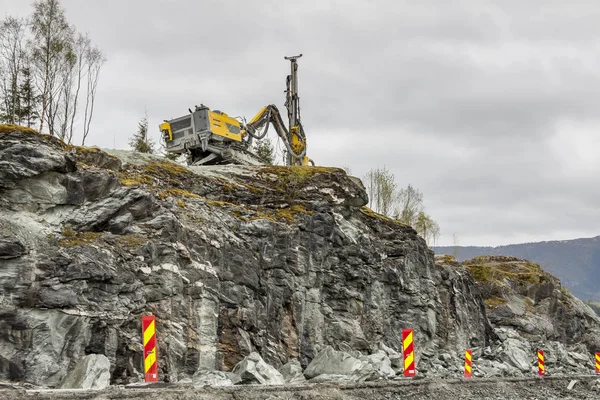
(0, 124, 38, 135)
(114, 234, 147, 249)
(144, 160, 193, 181)
(359, 206, 408, 227)
(484, 296, 508, 309)
(119, 172, 153, 187)
(71, 146, 122, 171)
(58, 226, 103, 247)
(0, 123, 70, 150)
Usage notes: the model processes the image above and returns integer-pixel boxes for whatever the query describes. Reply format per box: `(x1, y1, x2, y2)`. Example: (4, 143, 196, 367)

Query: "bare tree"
(415, 211, 441, 247)
(81, 44, 105, 145)
(55, 45, 76, 141)
(65, 32, 89, 143)
(395, 184, 424, 226)
(29, 0, 73, 135)
(452, 233, 460, 257)
(363, 166, 397, 216)
(0, 16, 27, 124)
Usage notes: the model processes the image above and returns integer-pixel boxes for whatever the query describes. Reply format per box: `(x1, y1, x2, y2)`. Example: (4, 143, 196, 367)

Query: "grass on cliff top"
(258, 165, 343, 198)
(259, 165, 342, 177)
(0, 123, 70, 150)
(359, 206, 409, 226)
(461, 259, 547, 284)
(0, 123, 38, 135)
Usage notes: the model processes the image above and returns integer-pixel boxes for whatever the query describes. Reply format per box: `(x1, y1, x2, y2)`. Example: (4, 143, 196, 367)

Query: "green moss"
(524, 297, 536, 313)
(165, 188, 200, 198)
(206, 199, 238, 208)
(273, 204, 313, 223)
(258, 165, 341, 199)
(0, 123, 70, 150)
(231, 210, 248, 221)
(359, 206, 408, 226)
(0, 123, 38, 135)
(144, 160, 190, 178)
(466, 264, 491, 281)
(464, 259, 546, 285)
(484, 296, 508, 308)
(119, 172, 153, 186)
(58, 226, 103, 247)
(241, 183, 265, 195)
(437, 254, 458, 265)
(115, 234, 146, 249)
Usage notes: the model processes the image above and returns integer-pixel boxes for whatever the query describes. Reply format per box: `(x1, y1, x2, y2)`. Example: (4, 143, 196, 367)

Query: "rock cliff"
(0, 125, 598, 388)
(436, 255, 600, 375)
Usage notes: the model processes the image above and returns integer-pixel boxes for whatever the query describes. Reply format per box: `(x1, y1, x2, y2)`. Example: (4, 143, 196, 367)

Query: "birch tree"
(395, 184, 424, 226)
(0, 16, 27, 124)
(363, 166, 397, 216)
(81, 44, 105, 145)
(29, 0, 74, 135)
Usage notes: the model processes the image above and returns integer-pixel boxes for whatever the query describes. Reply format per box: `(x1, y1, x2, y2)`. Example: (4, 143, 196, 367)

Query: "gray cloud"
(3, 0, 600, 246)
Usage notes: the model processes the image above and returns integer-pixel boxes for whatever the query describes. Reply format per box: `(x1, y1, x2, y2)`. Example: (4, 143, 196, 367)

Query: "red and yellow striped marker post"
(464, 349, 472, 378)
(142, 315, 158, 382)
(595, 352, 600, 374)
(402, 328, 416, 377)
(537, 350, 545, 376)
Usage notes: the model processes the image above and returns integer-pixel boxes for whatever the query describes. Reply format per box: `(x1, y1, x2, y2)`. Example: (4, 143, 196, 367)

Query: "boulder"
(500, 338, 531, 372)
(231, 352, 285, 385)
(59, 354, 110, 390)
(303, 346, 367, 379)
(192, 370, 240, 387)
(278, 359, 306, 384)
(358, 351, 395, 379)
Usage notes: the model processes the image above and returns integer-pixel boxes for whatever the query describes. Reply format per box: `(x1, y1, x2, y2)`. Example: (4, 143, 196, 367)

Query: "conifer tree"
(129, 111, 154, 153)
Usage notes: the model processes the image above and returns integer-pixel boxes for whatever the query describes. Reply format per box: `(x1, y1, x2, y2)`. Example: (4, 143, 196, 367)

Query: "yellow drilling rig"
(159, 54, 313, 166)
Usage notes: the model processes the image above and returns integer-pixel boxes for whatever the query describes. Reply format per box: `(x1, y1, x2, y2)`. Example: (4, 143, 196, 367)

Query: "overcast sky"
(3, 0, 600, 247)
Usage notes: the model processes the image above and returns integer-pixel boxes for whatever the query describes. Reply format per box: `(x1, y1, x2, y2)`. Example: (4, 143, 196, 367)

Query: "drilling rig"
(159, 54, 313, 166)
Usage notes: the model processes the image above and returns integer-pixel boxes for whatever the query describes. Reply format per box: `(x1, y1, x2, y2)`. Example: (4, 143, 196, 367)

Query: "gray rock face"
(231, 352, 285, 385)
(1, 128, 599, 388)
(59, 354, 111, 390)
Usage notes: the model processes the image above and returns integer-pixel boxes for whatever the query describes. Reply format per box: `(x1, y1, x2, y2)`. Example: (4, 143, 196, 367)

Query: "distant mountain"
(434, 236, 600, 302)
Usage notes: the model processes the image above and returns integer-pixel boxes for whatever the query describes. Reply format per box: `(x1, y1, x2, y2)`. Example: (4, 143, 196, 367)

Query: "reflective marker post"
(537, 350, 545, 376)
(402, 328, 415, 377)
(142, 315, 158, 382)
(464, 349, 472, 378)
